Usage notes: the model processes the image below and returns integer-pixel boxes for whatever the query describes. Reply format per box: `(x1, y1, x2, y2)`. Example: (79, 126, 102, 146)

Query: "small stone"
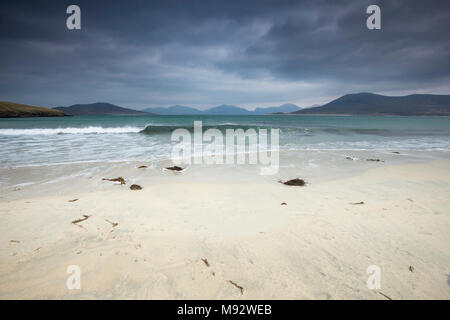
(166, 166, 183, 171)
(281, 178, 306, 186)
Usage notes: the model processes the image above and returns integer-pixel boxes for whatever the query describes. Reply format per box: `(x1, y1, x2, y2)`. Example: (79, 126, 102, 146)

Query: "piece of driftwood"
(102, 177, 126, 185)
(378, 292, 393, 300)
(227, 280, 244, 295)
(105, 219, 119, 227)
(201, 258, 210, 267)
(72, 215, 91, 224)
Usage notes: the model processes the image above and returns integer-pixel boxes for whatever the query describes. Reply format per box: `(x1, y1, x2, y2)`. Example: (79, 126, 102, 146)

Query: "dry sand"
(0, 158, 449, 299)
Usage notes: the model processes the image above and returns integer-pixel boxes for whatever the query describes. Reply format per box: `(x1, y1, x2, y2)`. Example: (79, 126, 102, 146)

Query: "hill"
(0, 101, 66, 118)
(205, 105, 252, 115)
(292, 93, 450, 116)
(54, 103, 149, 116)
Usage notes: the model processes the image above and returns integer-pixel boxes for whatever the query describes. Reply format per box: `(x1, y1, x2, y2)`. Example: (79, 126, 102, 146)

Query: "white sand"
(0, 157, 449, 299)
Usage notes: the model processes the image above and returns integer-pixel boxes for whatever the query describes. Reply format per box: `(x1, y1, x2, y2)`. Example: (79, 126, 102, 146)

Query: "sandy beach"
(0, 150, 449, 299)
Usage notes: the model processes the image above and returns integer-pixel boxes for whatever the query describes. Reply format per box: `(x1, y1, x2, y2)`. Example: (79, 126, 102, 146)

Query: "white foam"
(0, 126, 142, 135)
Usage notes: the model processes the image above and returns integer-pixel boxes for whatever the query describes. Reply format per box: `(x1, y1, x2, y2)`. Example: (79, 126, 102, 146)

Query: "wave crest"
(140, 124, 275, 135)
(0, 126, 142, 135)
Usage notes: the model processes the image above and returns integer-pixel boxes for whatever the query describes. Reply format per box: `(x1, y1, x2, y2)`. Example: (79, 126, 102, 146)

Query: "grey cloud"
(0, 0, 449, 109)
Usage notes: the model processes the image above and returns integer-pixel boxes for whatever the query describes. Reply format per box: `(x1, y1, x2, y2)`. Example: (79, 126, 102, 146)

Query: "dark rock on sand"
(130, 184, 142, 190)
(137, 165, 148, 169)
(281, 178, 306, 186)
(166, 166, 183, 171)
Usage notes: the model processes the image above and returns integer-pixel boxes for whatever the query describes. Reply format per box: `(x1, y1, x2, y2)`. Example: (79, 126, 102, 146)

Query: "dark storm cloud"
(0, 0, 449, 109)
(236, 1, 450, 82)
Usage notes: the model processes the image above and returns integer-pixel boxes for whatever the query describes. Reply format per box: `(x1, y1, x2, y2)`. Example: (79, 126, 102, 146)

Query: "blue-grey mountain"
(144, 104, 301, 115)
(253, 104, 301, 114)
(205, 105, 252, 115)
(142, 105, 202, 115)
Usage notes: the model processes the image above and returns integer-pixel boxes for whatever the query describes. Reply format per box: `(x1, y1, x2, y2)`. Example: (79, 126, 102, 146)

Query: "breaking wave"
(139, 124, 275, 134)
(0, 126, 143, 135)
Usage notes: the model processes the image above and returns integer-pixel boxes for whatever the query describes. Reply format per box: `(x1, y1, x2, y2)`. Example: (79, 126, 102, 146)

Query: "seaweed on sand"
(102, 177, 126, 185)
(165, 166, 183, 171)
(130, 184, 142, 190)
(280, 178, 306, 186)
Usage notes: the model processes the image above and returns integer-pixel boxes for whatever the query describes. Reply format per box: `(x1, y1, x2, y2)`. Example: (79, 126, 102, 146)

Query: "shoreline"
(1, 148, 449, 198)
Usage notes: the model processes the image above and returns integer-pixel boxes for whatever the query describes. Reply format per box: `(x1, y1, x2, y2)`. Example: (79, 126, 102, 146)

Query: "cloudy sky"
(0, 0, 449, 110)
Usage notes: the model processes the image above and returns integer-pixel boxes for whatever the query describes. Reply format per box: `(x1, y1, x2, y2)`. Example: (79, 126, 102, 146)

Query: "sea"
(0, 114, 449, 169)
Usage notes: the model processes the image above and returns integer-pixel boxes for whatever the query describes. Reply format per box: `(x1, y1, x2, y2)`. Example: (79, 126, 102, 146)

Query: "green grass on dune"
(0, 101, 66, 118)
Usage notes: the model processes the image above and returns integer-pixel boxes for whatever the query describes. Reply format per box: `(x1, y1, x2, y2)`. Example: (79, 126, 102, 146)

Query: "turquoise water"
(0, 115, 449, 168)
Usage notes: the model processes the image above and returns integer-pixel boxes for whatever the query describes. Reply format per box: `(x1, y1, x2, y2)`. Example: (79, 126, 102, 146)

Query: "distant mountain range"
(1, 101, 66, 118)
(54, 103, 149, 116)
(143, 105, 203, 115)
(56, 94, 450, 116)
(142, 103, 302, 115)
(292, 93, 450, 116)
(253, 104, 302, 114)
(4, 93, 449, 118)
(52, 102, 301, 116)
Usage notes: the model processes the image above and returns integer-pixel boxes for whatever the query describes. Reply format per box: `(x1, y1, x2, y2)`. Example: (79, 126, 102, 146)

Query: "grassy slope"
(0, 101, 66, 118)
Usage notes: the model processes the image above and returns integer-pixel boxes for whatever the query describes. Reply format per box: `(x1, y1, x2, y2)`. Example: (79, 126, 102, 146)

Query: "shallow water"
(0, 114, 449, 168)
